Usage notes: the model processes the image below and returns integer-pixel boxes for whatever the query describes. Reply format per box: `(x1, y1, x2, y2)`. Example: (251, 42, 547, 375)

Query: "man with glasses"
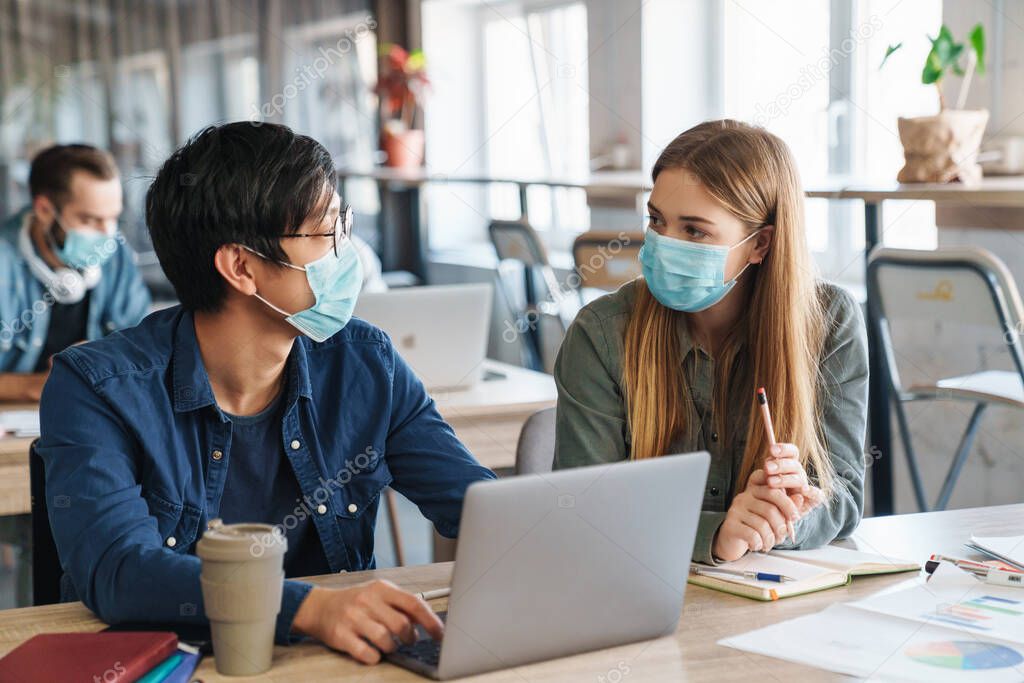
(37, 122, 495, 664)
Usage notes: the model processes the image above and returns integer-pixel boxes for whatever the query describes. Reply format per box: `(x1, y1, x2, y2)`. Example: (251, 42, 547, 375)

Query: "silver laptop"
(354, 283, 492, 391)
(385, 452, 711, 679)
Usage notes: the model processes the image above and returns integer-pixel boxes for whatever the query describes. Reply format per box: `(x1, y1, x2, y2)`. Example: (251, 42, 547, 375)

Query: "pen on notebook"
(757, 387, 796, 545)
(689, 564, 794, 583)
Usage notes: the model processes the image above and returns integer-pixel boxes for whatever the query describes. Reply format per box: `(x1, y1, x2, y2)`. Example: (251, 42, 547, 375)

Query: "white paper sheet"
(852, 562, 1024, 646)
(0, 410, 40, 438)
(720, 563, 1024, 681)
(720, 603, 1024, 682)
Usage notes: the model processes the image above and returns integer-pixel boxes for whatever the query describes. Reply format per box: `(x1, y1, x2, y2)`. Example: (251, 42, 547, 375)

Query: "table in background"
(1, 502, 1018, 681)
(0, 403, 36, 517)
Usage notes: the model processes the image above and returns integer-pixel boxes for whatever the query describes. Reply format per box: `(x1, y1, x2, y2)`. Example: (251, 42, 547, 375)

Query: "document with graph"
(851, 557, 1024, 646)
(720, 563, 1024, 681)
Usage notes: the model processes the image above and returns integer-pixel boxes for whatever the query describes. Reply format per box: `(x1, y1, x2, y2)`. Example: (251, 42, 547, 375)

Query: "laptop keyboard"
(393, 610, 447, 667)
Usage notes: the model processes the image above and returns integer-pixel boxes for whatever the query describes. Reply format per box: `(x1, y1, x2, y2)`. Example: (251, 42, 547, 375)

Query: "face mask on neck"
(245, 239, 363, 343)
(638, 227, 765, 312)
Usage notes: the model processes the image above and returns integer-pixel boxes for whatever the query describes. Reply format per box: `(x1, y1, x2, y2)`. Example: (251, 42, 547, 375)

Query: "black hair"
(146, 121, 336, 312)
(29, 144, 118, 206)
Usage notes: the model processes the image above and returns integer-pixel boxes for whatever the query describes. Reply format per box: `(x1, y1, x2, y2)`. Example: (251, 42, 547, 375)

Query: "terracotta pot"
(382, 128, 425, 168)
(896, 109, 989, 186)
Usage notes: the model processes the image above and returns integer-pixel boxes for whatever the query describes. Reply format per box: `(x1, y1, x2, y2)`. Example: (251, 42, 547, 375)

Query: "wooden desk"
(0, 403, 36, 517)
(1, 503, 1018, 680)
(839, 178, 1024, 517)
(0, 364, 554, 518)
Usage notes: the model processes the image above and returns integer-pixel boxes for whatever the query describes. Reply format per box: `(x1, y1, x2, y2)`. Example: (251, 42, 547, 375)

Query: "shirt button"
(710, 487, 720, 496)
(347, 503, 358, 514)
(290, 440, 301, 450)
(211, 450, 223, 461)
(166, 536, 177, 548)
(316, 504, 327, 515)
(711, 432, 719, 442)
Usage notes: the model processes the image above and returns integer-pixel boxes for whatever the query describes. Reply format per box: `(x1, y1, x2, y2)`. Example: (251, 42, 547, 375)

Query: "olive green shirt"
(552, 279, 869, 564)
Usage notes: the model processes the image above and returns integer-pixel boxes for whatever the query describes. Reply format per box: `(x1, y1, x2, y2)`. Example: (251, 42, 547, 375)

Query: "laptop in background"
(385, 452, 711, 679)
(354, 283, 493, 391)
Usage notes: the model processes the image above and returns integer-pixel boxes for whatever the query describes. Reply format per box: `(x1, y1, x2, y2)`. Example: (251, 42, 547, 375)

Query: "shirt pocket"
(332, 459, 393, 569)
(145, 490, 202, 554)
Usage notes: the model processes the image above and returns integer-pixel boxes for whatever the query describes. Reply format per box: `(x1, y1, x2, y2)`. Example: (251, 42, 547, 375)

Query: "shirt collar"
(171, 311, 313, 413)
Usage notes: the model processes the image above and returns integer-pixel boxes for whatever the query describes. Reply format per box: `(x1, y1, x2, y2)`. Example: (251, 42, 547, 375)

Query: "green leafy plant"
(880, 23, 986, 111)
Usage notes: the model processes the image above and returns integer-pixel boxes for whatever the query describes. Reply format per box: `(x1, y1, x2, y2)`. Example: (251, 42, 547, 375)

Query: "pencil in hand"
(756, 387, 797, 545)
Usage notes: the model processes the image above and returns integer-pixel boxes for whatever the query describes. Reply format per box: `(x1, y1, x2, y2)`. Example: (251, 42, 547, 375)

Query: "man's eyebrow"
(646, 201, 714, 224)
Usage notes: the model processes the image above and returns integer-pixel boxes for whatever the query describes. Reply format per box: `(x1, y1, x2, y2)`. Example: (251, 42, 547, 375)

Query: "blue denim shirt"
(37, 306, 495, 643)
(0, 207, 151, 370)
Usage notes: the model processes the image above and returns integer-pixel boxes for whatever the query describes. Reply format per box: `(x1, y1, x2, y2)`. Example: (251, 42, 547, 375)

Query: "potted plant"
(373, 43, 429, 168)
(881, 24, 988, 185)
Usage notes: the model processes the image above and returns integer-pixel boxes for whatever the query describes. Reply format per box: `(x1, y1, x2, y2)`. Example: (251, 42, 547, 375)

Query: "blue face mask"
(53, 222, 116, 270)
(638, 228, 763, 312)
(247, 239, 364, 343)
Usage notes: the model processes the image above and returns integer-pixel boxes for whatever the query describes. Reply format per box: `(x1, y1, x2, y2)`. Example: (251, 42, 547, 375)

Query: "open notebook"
(689, 545, 920, 600)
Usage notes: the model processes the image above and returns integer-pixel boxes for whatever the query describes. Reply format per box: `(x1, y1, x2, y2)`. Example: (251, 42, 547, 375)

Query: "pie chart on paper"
(905, 640, 1024, 670)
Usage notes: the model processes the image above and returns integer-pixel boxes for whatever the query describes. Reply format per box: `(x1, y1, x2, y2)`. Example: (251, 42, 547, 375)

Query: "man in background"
(0, 144, 150, 401)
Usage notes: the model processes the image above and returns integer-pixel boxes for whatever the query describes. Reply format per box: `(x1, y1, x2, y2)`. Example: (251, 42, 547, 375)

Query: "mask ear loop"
(724, 225, 770, 285)
(242, 245, 306, 317)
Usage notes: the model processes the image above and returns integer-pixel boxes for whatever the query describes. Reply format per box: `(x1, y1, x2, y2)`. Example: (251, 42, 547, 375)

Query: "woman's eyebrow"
(647, 201, 714, 225)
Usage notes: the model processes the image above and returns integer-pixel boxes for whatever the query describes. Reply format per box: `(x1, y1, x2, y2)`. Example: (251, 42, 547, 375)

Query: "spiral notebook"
(689, 544, 920, 600)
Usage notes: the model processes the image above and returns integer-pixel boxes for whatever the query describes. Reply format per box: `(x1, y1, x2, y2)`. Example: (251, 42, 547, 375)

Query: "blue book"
(139, 643, 202, 683)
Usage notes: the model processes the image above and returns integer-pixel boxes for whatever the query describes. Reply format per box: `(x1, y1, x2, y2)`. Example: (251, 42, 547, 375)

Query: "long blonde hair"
(622, 119, 834, 496)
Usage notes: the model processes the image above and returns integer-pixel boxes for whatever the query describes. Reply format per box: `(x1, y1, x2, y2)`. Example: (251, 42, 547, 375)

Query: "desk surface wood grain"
(1, 503, 1020, 681)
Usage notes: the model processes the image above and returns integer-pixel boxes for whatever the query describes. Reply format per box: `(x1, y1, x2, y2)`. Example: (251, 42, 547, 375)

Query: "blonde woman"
(553, 120, 868, 564)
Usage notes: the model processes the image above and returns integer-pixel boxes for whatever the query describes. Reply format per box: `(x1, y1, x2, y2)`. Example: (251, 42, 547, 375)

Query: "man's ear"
(32, 195, 57, 225)
(750, 225, 774, 264)
(213, 244, 259, 297)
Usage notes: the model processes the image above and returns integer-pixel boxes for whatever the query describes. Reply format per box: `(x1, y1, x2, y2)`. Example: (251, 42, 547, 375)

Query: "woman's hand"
(712, 482, 800, 561)
(712, 447, 828, 562)
(764, 443, 826, 515)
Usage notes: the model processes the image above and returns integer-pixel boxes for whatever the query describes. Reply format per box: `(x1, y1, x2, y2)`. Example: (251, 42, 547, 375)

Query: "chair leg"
(934, 403, 987, 511)
(384, 488, 406, 567)
(892, 396, 929, 512)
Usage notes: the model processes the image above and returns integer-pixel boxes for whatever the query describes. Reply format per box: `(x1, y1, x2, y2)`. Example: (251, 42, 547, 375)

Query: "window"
(714, 0, 942, 283)
(422, 0, 590, 252)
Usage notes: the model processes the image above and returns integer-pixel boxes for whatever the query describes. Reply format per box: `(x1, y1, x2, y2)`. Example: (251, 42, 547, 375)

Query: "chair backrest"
(515, 407, 556, 475)
(489, 220, 550, 267)
(867, 246, 1024, 390)
(572, 231, 643, 290)
(29, 439, 62, 606)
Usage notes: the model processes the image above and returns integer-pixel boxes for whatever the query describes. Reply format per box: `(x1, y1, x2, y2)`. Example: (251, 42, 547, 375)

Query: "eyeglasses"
(281, 204, 353, 257)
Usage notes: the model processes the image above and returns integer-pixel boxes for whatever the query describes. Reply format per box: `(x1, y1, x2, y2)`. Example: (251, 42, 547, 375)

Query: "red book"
(0, 631, 177, 683)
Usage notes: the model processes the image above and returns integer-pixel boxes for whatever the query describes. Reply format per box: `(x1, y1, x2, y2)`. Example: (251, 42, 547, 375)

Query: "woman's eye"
(684, 225, 707, 239)
(645, 215, 663, 228)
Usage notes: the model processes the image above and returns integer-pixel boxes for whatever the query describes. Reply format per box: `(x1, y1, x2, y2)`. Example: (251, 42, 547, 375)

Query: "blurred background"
(2, 0, 1024, 603)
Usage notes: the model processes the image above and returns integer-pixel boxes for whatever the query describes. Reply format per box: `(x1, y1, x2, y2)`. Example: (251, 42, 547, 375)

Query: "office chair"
(867, 246, 1024, 511)
(489, 220, 574, 372)
(515, 407, 556, 475)
(29, 439, 62, 605)
(572, 230, 643, 301)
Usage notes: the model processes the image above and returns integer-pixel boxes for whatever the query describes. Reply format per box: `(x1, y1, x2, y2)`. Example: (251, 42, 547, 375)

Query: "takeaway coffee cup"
(196, 519, 287, 675)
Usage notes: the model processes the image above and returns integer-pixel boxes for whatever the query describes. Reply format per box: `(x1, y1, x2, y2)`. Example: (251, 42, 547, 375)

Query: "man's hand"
(292, 580, 444, 664)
